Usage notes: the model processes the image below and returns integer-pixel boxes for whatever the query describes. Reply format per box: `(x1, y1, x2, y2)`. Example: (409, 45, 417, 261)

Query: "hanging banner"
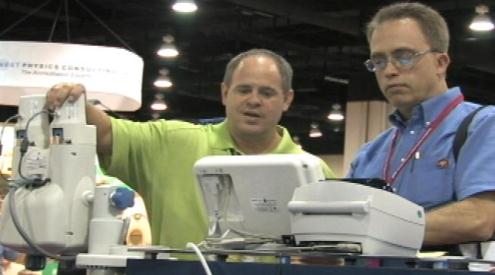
(0, 41, 143, 111)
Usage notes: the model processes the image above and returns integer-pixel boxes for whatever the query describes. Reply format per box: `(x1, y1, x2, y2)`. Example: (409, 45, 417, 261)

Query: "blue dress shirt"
(348, 87, 495, 210)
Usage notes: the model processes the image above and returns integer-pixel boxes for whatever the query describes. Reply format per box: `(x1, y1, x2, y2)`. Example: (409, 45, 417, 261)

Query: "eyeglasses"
(364, 49, 438, 72)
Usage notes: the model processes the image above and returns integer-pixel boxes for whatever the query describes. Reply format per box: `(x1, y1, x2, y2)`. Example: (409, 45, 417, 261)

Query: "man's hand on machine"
(45, 83, 86, 112)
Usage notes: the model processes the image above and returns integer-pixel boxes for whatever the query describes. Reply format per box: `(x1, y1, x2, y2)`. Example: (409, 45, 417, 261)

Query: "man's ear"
(436, 53, 450, 77)
(283, 90, 294, 111)
(221, 82, 228, 106)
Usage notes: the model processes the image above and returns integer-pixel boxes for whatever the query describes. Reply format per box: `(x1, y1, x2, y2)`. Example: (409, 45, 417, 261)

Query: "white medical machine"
(194, 154, 324, 247)
(0, 94, 96, 256)
(0, 94, 137, 274)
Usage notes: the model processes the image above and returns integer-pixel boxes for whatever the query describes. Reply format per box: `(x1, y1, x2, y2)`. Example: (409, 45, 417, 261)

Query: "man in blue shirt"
(348, 2, 495, 247)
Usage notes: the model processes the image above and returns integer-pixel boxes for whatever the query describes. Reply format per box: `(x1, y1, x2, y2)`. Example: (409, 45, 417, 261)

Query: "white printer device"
(194, 154, 425, 256)
(288, 180, 425, 256)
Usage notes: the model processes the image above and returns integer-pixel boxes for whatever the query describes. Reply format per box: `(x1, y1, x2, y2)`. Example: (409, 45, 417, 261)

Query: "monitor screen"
(194, 154, 324, 245)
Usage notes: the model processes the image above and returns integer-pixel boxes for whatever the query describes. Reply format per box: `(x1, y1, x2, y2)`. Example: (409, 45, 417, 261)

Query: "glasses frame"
(364, 49, 438, 72)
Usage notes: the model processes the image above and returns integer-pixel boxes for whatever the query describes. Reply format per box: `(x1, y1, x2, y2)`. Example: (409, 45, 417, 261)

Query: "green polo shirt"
(102, 118, 334, 249)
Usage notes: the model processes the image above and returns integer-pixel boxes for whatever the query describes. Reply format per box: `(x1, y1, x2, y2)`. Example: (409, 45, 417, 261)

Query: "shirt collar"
(389, 86, 463, 128)
(209, 120, 236, 152)
(209, 120, 298, 154)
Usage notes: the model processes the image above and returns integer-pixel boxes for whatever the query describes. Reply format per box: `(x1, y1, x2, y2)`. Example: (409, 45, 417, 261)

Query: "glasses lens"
(364, 59, 376, 72)
(373, 56, 388, 70)
(396, 53, 415, 67)
(366, 50, 432, 72)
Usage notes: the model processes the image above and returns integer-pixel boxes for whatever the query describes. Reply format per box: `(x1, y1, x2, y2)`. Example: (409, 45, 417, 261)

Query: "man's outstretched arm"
(45, 83, 113, 157)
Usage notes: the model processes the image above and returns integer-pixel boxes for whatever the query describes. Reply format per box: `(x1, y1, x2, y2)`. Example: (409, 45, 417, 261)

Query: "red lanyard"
(383, 95, 464, 184)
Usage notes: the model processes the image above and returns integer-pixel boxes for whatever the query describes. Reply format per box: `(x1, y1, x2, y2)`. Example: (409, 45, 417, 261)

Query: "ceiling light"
(153, 69, 173, 88)
(327, 103, 345, 121)
(323, 75, 349, 85)
(309, 122, 322, 138)
(151, 94, 167, 111)
(157, 44, 179, 58)
(172, 0, 197, 13)
(469, 4, 494, 32)
(154, 76, 172, 88)
(157, 35, 179, 58)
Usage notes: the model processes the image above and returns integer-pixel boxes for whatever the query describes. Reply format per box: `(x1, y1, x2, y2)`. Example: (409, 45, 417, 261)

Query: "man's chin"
(237, 124, 265, 136)
(388, 96, 415, 108)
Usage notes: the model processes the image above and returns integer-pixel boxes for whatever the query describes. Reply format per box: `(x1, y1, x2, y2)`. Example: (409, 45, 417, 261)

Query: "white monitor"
(194, 154, 324, 246)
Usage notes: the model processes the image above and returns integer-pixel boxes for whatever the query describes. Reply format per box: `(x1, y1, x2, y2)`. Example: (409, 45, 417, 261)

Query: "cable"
(24, 111, 51, 141)
(0, 0, 54, 37)
(17, 111, 50, 183)
(48, 0, 63, 42)
(218, 184, 278, 241)
(186, 242, 213, 275)
(8, 185, 76, 261)
(64, 0, 71, 42)
(73, 0, 135, 52)
(88, 99, 125, 119)
(226, 227, 278, 241)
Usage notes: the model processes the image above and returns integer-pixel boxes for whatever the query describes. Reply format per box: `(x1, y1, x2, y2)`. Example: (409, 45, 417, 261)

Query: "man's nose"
(382, 60, 400, 77)
(246, 91, 262, 105)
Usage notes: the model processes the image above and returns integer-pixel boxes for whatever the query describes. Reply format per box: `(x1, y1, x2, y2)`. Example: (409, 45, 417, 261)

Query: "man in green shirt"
(45, 49, 335, 249)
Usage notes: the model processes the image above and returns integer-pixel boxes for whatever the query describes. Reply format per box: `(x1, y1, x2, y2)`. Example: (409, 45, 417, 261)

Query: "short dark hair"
(223, 49, 293, 91)
(366, 2, 449, 53)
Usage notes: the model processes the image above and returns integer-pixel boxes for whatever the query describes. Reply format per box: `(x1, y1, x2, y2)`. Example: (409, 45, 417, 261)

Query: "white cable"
(186, 242, 213, 275)
(227, 226, 278, 240)
(8, 186, 76, 261)
(0, 115, 18, 145)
